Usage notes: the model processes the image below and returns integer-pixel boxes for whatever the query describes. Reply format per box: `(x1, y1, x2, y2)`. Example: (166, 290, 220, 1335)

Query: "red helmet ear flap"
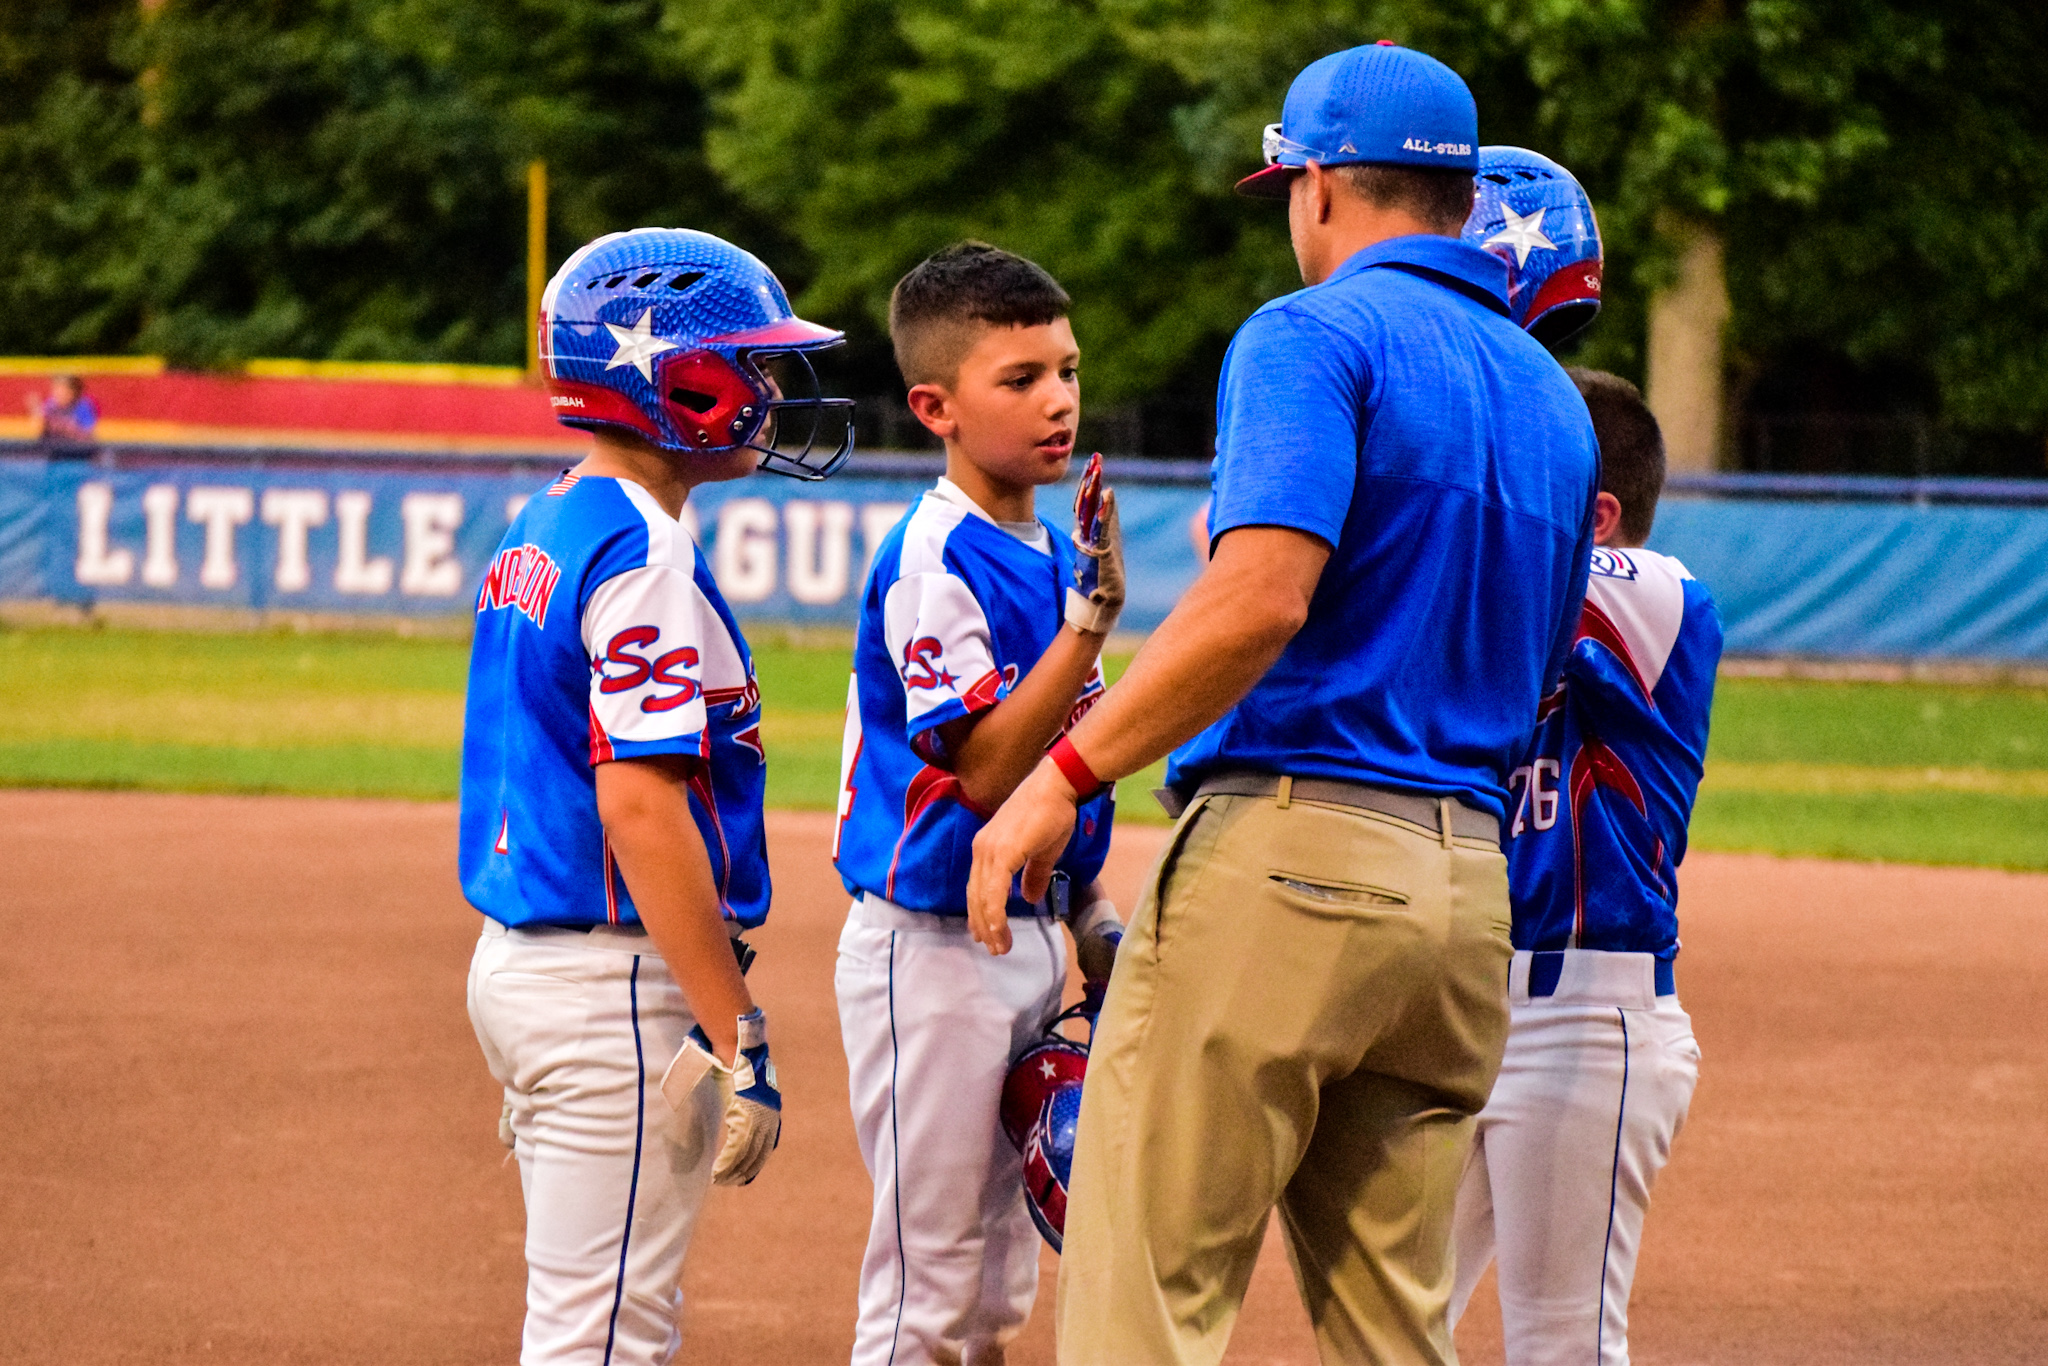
(657, 348, 767, 450)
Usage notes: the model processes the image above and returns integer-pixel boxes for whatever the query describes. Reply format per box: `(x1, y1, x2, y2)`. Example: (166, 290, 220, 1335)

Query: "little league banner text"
(0, 457, 1209, 630)
(2, 455, 2044, 660)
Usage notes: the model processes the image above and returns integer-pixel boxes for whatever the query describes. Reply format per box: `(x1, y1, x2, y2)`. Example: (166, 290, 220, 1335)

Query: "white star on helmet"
(603, 307, 679, 382)
(1483, 204, 1557, 268)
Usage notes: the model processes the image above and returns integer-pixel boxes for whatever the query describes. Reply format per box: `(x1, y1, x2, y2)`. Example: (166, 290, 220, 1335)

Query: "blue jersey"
(834, 480, 1113, 917)
(459, 472, 771, 930)
(1505, 547, 1723, 961)
(1166, 236, 1599, 821)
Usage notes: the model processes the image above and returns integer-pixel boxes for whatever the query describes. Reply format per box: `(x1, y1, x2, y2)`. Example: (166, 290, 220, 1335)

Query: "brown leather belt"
(1162, 770, 1500, 846)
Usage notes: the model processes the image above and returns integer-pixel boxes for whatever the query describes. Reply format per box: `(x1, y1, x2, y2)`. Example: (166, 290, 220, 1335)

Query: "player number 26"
(600, 626, 701, 714)
(1508, 758, 1560, 837)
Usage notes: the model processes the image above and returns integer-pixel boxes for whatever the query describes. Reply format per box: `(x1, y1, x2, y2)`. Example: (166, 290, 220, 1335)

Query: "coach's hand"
(663, 1007, 782, 1185)
(969, 760, 1081, 956)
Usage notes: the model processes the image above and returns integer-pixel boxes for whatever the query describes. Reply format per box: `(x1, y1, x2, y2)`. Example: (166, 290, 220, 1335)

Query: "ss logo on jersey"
(1508, 758, 1560, 837)
(901, 636, 958, 692)
(599, 626, 701, 714)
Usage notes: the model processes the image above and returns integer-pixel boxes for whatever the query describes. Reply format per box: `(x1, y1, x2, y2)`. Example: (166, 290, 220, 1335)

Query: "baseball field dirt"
(2, 791, 2044, 1364)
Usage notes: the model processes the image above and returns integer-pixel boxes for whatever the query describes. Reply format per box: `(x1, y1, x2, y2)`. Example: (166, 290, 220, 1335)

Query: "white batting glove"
(1066, 452, 1125, 635)
(661, 1008, 783, 1186)
(1070, 897, 1125, 989)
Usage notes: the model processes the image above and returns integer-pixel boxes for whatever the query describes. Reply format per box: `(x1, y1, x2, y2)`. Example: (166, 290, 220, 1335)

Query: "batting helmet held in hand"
(1003, 999, 1103, 1252)
(1462, 147, 1603, 347)
(1022, 1081, 1084, 1252)
(538, 227, 854, 479)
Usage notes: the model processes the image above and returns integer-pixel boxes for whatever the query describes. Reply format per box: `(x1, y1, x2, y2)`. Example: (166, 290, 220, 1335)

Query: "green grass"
(2, 625, 2043, 869)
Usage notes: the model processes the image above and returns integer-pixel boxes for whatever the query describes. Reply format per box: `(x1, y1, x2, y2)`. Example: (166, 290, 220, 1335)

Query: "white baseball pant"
(1450, 948, 1700, 1366)
(468, 919, 720, 1366)
(835, 895, 1067, 1366)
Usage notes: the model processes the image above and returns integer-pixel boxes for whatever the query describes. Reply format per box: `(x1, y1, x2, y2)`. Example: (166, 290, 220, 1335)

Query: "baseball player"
(968, 46, 1599, 1366)
(832, 242, 1126, 1366)
(1447, 149, 1723, 1366)
(460, 227, 851, 1365)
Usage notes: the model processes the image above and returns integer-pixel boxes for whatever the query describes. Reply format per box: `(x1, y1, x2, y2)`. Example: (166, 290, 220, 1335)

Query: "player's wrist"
(1064, 587, 1120, 636)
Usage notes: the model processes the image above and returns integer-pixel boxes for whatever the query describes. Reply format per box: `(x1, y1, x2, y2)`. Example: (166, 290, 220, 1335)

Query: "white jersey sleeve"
(582, 563, 710, 762)
(881, 570, 1002, 735)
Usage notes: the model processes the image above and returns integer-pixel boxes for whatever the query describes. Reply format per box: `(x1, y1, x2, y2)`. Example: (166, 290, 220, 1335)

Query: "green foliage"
(4, 1, 2048, 429)
(681, 0, 2048, 431)
(0, 0, 779, 367)
(674, 0, 1292, 402)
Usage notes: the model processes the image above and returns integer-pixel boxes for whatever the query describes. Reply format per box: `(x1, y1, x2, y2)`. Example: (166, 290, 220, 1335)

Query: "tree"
(674, 0, 1295, 411)
(683, 0, 2048, 466)
(0, 0, 779, 368)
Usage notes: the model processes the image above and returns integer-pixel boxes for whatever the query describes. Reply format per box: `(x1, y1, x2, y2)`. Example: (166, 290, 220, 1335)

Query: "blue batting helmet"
(1004, 998, 1102, 1252)
(538, 228, 854, 480)
(1022, 1081, 1082, 1252)
(1462, 148, 1603, 346)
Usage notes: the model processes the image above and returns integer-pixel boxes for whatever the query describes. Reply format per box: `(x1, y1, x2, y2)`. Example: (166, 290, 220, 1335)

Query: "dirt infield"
(3, 791, 2044, 1364)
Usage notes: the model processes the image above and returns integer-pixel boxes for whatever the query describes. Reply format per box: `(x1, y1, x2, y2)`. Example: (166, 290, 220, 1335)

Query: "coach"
(967, 42, 1599, 1366)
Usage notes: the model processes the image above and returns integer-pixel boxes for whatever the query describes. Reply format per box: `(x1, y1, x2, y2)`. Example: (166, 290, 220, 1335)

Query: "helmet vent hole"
(604, 275, 627, 288)
(1481, 173, 1512, 184)
(669, 387, 720, 415)
(632, 272, 661, 288)
(668, 271, 706, 292)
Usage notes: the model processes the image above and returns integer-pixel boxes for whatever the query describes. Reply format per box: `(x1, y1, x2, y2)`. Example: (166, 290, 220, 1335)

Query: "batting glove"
(1070, 896, 1124, 1013)
(1065, 452, 1125, 635)
(662, 1007, 783, 1186)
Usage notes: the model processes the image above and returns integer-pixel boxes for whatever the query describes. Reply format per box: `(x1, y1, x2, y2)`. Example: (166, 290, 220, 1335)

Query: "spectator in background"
(27, 375, 98, 449)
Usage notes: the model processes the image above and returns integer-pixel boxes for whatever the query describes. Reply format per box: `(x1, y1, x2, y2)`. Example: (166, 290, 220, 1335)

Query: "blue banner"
(5, 457, 1210, 630)
(1648, 498, 2048, 660)
(5, 455, 2046, 661)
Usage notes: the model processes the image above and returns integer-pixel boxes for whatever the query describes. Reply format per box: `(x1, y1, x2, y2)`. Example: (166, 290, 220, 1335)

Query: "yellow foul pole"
(526, 160, 548, 378)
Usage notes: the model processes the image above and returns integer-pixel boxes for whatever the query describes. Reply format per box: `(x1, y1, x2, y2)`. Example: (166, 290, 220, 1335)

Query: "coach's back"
(1169, 234, 1599, 822)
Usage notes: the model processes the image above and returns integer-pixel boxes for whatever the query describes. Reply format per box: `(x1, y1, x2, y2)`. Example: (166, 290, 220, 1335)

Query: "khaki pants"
(1056, 791, 1512, 1366)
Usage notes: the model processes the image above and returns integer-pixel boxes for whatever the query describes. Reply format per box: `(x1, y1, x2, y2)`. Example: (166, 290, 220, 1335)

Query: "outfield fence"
(2, 444, 2045, 660)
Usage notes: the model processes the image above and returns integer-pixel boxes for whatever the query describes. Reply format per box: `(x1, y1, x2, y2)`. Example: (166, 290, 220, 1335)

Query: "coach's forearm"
(948, 624, 1105, 810)
(1063, 526, 1328, 781)
(595, 755, 753, 1060)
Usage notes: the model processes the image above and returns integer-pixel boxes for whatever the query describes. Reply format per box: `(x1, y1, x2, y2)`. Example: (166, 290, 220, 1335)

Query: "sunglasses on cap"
(1261, 123, 1326, 166)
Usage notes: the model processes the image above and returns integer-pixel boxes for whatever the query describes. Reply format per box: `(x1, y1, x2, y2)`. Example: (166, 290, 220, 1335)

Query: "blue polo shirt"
(1166, 235, 1599, 822)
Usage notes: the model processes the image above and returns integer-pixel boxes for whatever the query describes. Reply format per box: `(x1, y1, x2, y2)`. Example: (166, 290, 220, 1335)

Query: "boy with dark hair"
(1450, 367, 1722, 1366)
(832, 240, 1127, 1366)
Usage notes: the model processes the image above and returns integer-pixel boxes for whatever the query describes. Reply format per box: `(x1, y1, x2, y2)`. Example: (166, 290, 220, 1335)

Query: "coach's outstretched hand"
(968, 760, 1083, 956)
(663, 1007, 783, 1186)
(1065, 452, 1125, 636)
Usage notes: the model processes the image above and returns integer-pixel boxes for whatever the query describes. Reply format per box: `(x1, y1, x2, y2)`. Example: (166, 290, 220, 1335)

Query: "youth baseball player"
(460, 226, 850, 1365)
(1450, 382, 1720, 1366)
(832, 242, 1125, 1366)
(1449, 145, 1722, 1366)
(968, 46, 1600, 1366)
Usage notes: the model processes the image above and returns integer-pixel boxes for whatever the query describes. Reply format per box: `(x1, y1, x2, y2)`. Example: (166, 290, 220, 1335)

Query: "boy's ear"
(1591, 490, 1625, 547)
(905, 383, 957, 440)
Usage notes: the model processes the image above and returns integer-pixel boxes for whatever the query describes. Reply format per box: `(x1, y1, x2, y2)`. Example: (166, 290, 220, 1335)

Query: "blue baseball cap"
(1237, 41, 1479, 199)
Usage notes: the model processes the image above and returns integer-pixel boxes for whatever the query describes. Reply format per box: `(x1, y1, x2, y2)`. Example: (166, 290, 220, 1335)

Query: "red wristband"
(1048, 734, 1105, 800)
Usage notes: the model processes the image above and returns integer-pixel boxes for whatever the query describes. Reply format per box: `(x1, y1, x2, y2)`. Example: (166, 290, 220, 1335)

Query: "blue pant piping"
(1596, 1006, 1631, 1364)
(602, 957, 647, 1366)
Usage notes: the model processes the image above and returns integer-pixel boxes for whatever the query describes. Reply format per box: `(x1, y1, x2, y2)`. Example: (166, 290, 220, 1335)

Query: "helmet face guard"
(733, 346, 856, 482)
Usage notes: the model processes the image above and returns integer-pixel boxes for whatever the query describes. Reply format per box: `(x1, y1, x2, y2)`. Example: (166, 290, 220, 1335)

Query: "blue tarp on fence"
(2, 453, 2044, 660)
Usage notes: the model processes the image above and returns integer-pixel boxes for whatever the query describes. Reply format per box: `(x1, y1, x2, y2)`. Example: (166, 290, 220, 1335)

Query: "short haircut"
(1333, 164, 1476, 234)
(889, 242, 1072, 387)
(1567, 367, 1666, 544)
